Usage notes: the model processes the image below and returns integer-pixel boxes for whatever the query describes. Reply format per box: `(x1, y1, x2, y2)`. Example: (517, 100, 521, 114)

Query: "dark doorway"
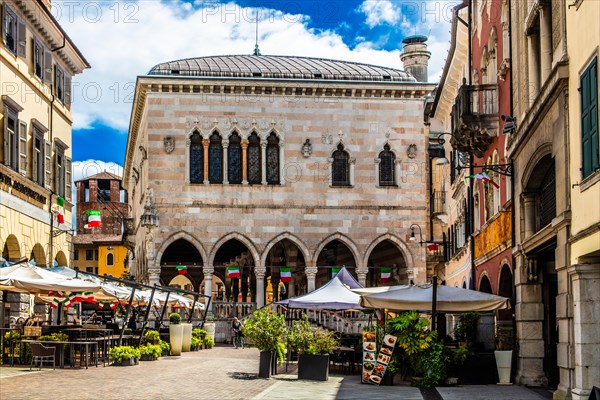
(539, 248, 558, 389)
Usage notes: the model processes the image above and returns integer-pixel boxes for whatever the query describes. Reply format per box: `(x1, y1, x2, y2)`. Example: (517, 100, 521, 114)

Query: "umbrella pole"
(157, 291, 171, 328)
(119, 287, 137, 346)
(189, 295, 198, 323)
(431, 276, 438, 332)
(137, 285, 157, 346)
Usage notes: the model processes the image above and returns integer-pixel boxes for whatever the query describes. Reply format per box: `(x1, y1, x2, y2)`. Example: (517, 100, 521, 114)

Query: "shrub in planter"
(38, 332, 69, 342)
(139, 344, 161, 361)
(242, 309, 286, 378)
(169, 313, 183, 356)
(192, 328, 207, 340)
(110, 346, 141, 366)
(203, 336, 215, 349)
(191, 336, 202, 351)
(159, 340, 171, 356)
(144, 330, 160, 345)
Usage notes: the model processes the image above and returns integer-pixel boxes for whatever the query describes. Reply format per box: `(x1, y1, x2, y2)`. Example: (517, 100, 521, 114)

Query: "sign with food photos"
(363, 334, 397, 385)
(361, 331, 377, 383)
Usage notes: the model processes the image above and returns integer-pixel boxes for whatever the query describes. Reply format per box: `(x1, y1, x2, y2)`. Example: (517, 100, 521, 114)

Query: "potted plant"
(181, 319, 193, 352)
(299, 328, 338, 381)
(494, 324, 514, 385)
(144, 330, 161, 345)
(203, 317, 216, 342)
(169, 313, 183, 356)
(242, 309, 286, 378)
(192, 328, 206, 350)
(203, 336, 215, 349)
(139, 344, 161, 361)
(159, 340, 171, 357)
(110, 345, 141, 366)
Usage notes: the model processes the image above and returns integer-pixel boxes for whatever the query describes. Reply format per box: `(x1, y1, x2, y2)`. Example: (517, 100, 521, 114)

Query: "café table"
(21, 340, 98, 369)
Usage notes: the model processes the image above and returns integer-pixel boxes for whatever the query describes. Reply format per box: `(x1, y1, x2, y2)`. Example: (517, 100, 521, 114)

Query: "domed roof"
(148, 55, 415, 82)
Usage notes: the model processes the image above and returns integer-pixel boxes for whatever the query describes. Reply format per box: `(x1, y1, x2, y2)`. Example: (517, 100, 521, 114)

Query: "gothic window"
(538, 165, 556, 229)
(190, 131, 203, 183)
(378, 144, 396, 186)
(208, 132, 223, 184)
(228, 132, 242, 184)
(332, 143, 350, 186)
(266, 132, 280, 185)
(247, 132, 261, 184)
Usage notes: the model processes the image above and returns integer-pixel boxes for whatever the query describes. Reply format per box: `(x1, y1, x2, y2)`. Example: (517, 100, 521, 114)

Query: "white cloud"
(52, 1, 451, 132)
(359, 0, 401, 28)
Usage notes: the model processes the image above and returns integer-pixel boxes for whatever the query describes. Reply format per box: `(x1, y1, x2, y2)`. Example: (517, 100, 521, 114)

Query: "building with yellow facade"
(0, 0, 89, 325)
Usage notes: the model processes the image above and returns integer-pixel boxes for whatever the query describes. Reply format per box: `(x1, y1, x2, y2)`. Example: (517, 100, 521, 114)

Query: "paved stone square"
(1, 346, 553, 400)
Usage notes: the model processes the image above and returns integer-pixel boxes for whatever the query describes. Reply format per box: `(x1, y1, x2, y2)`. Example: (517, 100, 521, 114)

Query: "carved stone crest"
(321, 131, 333, 144)
(301, 139, 312, 158)
(407, 144, 417, 159)
(163, 136, 175, 153)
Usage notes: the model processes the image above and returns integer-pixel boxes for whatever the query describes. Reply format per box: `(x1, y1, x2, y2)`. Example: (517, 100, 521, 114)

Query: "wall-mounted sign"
(0, 171, 47, 206)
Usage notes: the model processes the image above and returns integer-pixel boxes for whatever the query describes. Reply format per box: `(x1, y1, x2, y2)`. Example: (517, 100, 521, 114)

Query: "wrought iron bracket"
(52, 228, 75, 237)
(457, 163, 513, 176)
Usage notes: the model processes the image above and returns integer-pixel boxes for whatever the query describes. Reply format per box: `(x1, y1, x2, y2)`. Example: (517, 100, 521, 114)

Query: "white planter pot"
(181, 323, 192, 352)
(494, 350, 513, 385)
(169, 324, 184, 356)
(204, 322, 216, 340)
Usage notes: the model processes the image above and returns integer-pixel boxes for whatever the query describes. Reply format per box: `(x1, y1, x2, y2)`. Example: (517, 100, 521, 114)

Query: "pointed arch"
(266, 131, 280, 185)
(363, 233, 415, 273)
(188, 130, 204, 184)
(312, 233, 361, 269)
(331, 142, 351, 186)
(228, 131, 242, 184)
(155, 231, 207, 267)
(261, 232, 311, 268)
(209, 232, 260, 267)
(208, 130, 223, 184)
(378, 143, 397, 186)
(247, 131, 262, 185)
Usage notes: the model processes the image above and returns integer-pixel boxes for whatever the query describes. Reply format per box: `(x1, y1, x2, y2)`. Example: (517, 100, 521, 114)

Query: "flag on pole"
(380, 267, 393, 283)
(176, 265, 188, 275)
(331, 267, 341, 278)
(227, 266, 240, 278)
(465, 172, 500, 188)
(427, 243, 440, 251)
(84, 210, 102, 228)
(56, 196, 65, 224)
(280, 267, 292, 282)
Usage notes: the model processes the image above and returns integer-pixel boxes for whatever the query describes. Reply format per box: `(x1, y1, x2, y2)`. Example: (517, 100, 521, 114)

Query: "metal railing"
(452, 83, 498, 130)
(212, 301, 257, 318)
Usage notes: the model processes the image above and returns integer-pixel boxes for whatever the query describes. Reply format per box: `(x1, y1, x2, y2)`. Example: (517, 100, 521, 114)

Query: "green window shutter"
(65, 156, 72, 202)
(581, 57, 599, 178)
(44, 140, 52, 189)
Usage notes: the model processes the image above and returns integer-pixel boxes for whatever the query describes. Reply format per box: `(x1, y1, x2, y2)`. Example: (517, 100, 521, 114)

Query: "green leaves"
(242, 309, 286, 352)
(109, 345, 141, 361)
(169, 313, 182, 324)
(138, 344, 161, 359)
(144, 330, 160, 343)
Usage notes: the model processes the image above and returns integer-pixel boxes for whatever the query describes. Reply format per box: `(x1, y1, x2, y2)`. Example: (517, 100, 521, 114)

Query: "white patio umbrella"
(357, 284, 511, 313)
(0, 264, 101, 294)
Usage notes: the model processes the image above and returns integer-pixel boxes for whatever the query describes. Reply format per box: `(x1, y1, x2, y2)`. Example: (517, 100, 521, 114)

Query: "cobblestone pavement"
(1, 346, 554, 400)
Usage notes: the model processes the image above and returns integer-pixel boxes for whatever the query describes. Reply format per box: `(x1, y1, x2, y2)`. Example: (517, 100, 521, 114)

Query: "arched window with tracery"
(247, 132, 261, 184)
(378, 144, 396, 186)
(208, 132, 223, 184)
(106, 253, 114, 266)
(332, 143, 350, 186)
(228, 132, 242, 184)
(190, 131, 204, 183)
(266, 132, 280, 185)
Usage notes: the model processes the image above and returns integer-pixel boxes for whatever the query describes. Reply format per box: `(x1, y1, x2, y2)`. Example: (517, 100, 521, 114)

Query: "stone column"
(288, 278, 295, 298)
(568, 263, 600, 400)
(222, 140, 229, 184)
(272, 278, 280, 302)
(260, 141, 267, 185)
(241, 140, 248, 184)
(255, 267, 266, 308)
(527, 32, 540, 106)
(539, 6, 552, 83)
(305, 267, 318, 293)
(202, 139, 209, 184)
(523, 193, 537, 239)
(148, 268, 161, 286)
(279, 140, 285, 185)
(356, 269, 368, 287)
(203, 266, 214, 317)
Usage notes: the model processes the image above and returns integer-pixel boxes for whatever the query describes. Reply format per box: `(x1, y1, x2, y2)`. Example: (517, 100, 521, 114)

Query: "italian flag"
(331, 267, 341, 278)
(84, 210, 102, 228)
(280, 267, 292, 282)
(380, 267, 393, 283)
(176, 265, 188, 275)
(227, 266, 240, 278)
(465, 172, 500, 188)
(98, 300, 119, 310)
(56, 196, 65, 224)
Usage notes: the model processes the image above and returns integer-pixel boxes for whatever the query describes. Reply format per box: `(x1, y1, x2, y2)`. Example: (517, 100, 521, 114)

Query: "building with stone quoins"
(123, 51, 436, 330)
(0, 0, 89, 326)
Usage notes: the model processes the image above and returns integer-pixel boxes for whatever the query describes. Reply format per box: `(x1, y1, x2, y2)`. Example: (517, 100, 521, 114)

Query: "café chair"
(30, 342, 56, 370)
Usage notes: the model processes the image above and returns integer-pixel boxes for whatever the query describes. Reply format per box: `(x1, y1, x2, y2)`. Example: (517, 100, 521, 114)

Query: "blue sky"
(56, 0, 455, 174)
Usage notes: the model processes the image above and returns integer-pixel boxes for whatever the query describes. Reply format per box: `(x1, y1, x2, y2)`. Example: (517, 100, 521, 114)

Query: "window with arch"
(208, 132, 223, 184)
(228, 132, 242, 184)
(266, 132, 280, 185)
(332, 143, 350, 186)
(190, 131, 204, 183)
(379, 144, 396, 186)
(106, 253, 114, 266)
(247, 132, 262, 184)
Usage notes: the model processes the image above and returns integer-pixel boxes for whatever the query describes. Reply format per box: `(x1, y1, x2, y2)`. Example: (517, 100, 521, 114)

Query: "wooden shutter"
(581, 57, 599, 178)
(64, 74, 72, 107)
(16, 18, 26, 58)
(2, 112, 8, 165)
(1, 4, 5, 48)
(65, 156, 72, 202)
(44, 140, 52, 189)
(31, 133, 38, 183)
(18, 120, 27, 175)
(43, 49, 52, 83)
(54, 151, 59, 193)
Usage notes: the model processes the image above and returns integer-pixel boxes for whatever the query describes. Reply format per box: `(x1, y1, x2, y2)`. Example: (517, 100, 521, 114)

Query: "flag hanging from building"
(176, 265, 188, 275)
(464, 172, 500, 188)
(56, 196, 65, 224)
(84, 210, 102, 228)
(380, 267, 393, 283)
(227, 266, 240, 278)
(280, 267, 292, 282)
(331, 267, 341, 277)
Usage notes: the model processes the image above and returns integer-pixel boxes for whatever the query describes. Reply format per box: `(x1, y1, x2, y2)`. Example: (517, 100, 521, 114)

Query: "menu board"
(362, 333, 397, 385)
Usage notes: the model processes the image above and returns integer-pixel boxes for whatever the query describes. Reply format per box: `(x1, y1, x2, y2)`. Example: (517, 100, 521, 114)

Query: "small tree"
(242, 309, 286, 353)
